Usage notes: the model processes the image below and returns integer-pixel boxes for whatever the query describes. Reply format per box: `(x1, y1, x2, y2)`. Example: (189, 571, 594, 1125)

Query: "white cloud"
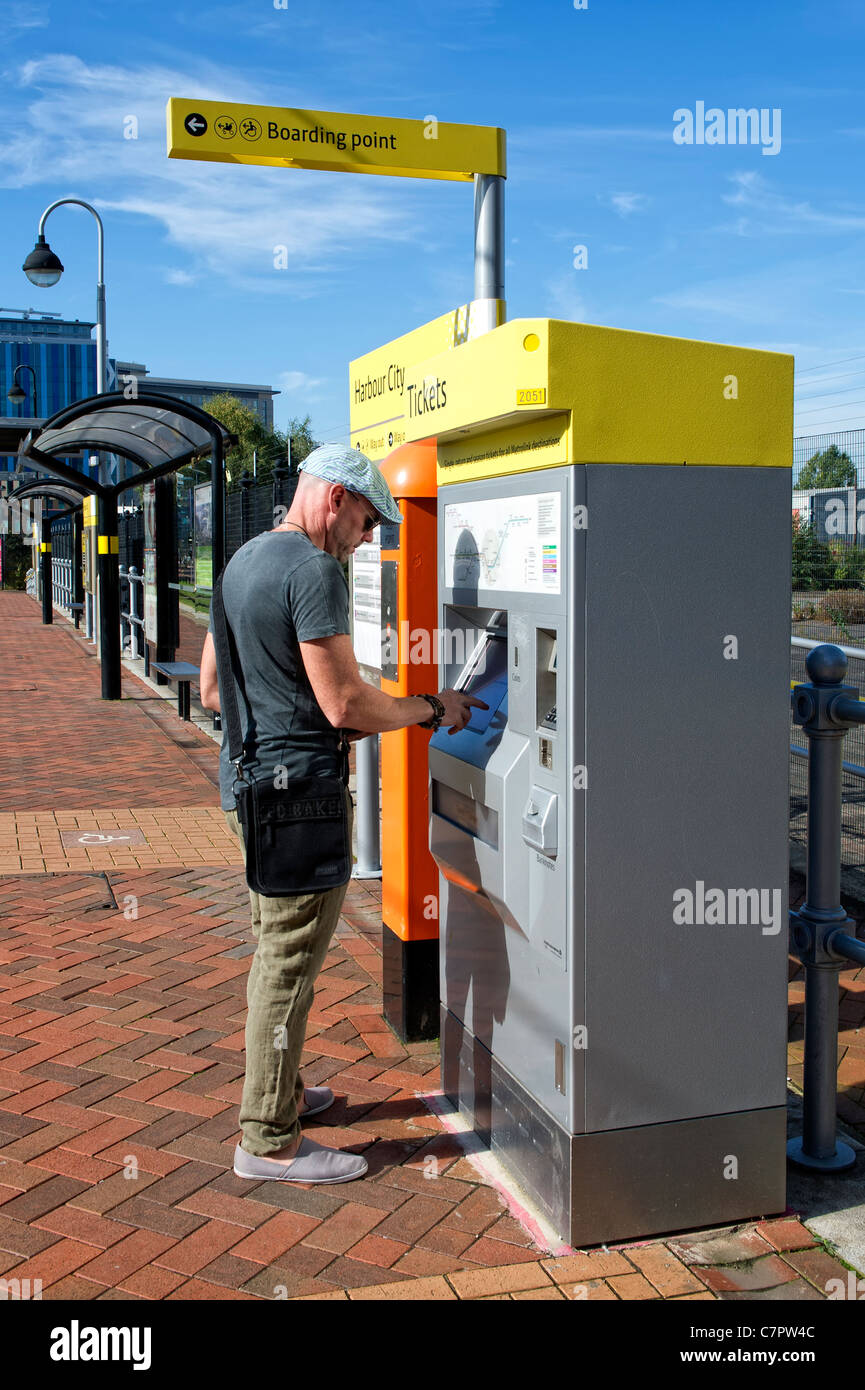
(543, 273, 587, 322)
(277, 369, 326, 395)
(720, 171, 865, 235)
(607, 192, 650, 218)
(0, 0, 48, 35)
(0, 53, 421, 290)
(164, 268, 196, 286)
(654, 286, 767, 322)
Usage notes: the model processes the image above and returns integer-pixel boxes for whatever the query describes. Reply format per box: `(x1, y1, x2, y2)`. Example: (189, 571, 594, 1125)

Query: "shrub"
(1, 535, 30, 590)
(816, 589, 865, 625)
(829, 540, 865, 589)
(792, 517, 833, 590)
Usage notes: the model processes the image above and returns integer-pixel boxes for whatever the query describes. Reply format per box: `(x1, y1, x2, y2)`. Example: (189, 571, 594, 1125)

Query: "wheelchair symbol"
(77, 833, 133, 845)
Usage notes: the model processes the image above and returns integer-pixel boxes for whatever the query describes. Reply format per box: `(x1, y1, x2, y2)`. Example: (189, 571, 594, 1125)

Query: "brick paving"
(0, 591, 863, 1301)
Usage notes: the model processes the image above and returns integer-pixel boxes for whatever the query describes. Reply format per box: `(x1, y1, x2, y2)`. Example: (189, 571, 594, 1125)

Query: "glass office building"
(113, 363, 276, 430)
(1, 312, 277, 473)
(1, 311, 98, 470)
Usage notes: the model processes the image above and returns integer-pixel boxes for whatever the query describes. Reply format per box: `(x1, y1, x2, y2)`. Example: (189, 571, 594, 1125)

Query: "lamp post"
(22, 198, 107, 394)
(7, 364, 39, 418)
(23, 199, 116, 692)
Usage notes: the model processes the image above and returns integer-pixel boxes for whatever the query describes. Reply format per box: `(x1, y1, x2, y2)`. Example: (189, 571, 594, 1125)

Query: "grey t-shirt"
(210, 530, 350, 811)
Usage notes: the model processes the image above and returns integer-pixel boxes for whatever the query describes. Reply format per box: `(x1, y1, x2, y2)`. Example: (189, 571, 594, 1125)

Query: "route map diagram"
(444, 492, 561, 594)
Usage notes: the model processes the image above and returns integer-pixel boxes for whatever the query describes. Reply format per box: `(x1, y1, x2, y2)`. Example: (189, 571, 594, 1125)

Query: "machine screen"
(457, 635, 508, 734)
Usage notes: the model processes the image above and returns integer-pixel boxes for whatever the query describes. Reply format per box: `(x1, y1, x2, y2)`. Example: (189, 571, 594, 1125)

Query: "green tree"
(205, 396, 319, 491)
(795, 444, 857, 489)
(206, 394, 276, 491)
(285, 415, 317, 468)
(792, 515, 834, 590)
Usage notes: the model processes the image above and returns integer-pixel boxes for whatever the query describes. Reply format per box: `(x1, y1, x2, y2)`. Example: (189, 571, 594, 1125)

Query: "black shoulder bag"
(211, 570, 352, 897)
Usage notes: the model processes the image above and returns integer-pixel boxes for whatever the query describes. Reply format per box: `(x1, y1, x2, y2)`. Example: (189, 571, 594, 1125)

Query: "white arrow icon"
(77, 832, 133, 845)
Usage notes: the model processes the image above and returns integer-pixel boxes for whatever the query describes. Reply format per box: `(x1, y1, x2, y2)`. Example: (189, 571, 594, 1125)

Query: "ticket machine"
(411, 317, 793, 1247)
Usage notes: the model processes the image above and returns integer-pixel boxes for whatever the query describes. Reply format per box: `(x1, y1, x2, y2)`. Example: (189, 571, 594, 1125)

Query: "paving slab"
(1, 591, 864, 1301)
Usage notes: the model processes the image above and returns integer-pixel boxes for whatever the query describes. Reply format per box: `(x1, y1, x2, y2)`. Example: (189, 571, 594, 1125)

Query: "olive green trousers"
(225, 791, 352, 1156)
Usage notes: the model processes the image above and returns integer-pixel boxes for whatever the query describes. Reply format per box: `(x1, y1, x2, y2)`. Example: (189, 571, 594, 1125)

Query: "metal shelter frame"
(12, 391, 235, 697)
(5, 478, 87, 625)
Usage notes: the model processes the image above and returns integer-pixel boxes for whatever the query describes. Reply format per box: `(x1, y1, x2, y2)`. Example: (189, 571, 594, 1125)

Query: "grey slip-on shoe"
(233, 1136, 368, 1184)
(299, 1086, 334, 1119)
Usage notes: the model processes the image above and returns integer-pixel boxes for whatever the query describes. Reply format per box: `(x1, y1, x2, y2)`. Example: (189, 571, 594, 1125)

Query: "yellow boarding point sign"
(166, 99, 506, 182)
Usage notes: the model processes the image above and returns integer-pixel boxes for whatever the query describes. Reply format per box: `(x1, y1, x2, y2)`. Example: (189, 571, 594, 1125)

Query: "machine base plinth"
(382, 926, 439, 1042)
(442, 1007, 788, 1248)
(786, 1135, 857, 1173)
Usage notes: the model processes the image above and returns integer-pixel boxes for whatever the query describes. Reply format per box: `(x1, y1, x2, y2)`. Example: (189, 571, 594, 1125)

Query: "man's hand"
(435, 689, 489, 734)
(299, 633, 489, 736)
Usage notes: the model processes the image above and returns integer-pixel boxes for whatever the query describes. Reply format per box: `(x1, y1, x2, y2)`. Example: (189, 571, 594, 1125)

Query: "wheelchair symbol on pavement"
(76, 832, 133, 845)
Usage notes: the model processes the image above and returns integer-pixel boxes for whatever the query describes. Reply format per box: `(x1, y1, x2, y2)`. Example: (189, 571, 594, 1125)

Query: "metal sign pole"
(473, 173, 505, 334)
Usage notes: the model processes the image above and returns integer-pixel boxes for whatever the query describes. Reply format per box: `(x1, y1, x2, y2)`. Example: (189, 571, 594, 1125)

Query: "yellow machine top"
(351, 315, 793, 486)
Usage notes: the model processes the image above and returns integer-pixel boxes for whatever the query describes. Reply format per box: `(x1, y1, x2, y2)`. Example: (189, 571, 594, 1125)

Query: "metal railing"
(789, 644, 865, 1173)
(169, 581, 212, 597)
(119, 565, 147, 667)
(51, 556, 75, 615)
(790, 637, 865, 889)
(791, 637, 865, 778)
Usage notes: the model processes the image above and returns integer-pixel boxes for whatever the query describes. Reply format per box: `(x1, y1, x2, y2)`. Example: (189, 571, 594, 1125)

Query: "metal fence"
(793, 428, 865, 643)
(794, 428, 865, 485)
(225, 465, 298, 560)
(792, 431, 865, 893)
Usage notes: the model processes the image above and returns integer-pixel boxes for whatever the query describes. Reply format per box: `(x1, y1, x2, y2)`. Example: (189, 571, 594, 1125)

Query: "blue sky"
(1, 0, 864, 445)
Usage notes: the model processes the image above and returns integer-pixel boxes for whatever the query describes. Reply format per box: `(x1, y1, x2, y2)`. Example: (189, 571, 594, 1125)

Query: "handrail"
(792, 635, 865, 662)
(169, 581, 212, 596)
(118, 564, 146, 664)
(788, 644, 865, 1174)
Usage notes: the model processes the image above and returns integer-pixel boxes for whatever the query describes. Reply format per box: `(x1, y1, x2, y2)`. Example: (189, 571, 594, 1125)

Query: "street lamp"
(22, 198, 107, 394)
(21, 237, 63, 288)
(7, 364, 39, 417)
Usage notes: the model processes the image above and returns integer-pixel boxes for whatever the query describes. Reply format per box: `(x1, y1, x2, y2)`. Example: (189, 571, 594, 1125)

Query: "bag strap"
(210, 570, 248, 780)
(211, 562, 351, 786)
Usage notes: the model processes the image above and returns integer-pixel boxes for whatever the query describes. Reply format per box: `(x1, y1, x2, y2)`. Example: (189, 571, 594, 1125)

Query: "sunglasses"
(346, 490, 381, 532)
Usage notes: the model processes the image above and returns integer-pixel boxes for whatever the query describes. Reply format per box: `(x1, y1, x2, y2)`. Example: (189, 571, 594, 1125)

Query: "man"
(200, 443, 483, 1184)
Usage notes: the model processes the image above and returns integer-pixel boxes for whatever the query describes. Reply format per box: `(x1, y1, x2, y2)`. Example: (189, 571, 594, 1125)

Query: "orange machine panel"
(379, 441, 439, 943)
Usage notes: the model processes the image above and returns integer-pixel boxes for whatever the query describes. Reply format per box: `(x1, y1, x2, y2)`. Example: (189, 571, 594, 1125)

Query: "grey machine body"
(429, 461, 791, 1246)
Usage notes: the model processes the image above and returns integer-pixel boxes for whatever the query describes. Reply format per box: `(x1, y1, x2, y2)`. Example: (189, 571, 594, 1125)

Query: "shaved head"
(294, 472, 332, 504)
